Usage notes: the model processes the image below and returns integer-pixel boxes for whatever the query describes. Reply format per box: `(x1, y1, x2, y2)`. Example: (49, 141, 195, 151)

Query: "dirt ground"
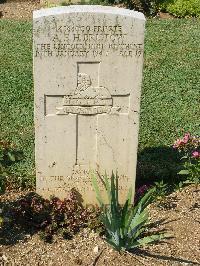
(0, 0, 40, 20)
(0, 185, 200, 265)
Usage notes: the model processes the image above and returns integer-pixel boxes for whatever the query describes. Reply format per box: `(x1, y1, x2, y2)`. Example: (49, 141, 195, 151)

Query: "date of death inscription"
(34, 24, 143, 58)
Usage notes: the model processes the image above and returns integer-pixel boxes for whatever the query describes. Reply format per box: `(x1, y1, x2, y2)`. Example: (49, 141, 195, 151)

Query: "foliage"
(0, 216, 3, 228)
(173, 133, 200, 184)
(0, 140, 22, 193)
(153, 180, 168, 198)
(3, 190, 102, 242)
(92, 172, 168, 251)
(102, 0, 200, 17)
(0, 140, 23, 231)
(134, 184, 151, 203)
(44, 0, 59, 8)
(87, 0, 200, 17)
(158, 0, 200, 18)
(127, 0, 159, 15)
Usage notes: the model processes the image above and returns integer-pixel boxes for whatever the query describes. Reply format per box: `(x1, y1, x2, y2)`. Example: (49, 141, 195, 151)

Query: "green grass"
(0, 21, 34, 187)
(0, 19, 199, 186)
(141, 19, 200, 146)
(138, 18, 200, 181)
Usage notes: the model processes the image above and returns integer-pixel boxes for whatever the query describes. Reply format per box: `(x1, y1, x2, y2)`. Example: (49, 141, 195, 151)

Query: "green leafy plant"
(154, 180, 168, 199)
(134, 184, 151, 203)
(0, 141, 16, 228)
(92, 171, 168, 251)
(158, 0, 200, 17)
(173, 133, 200, 184)
(3, 190, 103, 242)
(0, 140, 21, 193)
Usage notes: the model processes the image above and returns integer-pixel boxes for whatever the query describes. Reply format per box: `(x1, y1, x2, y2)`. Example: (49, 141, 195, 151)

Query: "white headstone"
(33, 5, 145, 204)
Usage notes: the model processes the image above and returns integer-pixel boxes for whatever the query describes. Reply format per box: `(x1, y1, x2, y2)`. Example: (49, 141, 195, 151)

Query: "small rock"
(2, 255, 8, 262)
(93, 246, 99, 253)
(74, 257, 82, 265)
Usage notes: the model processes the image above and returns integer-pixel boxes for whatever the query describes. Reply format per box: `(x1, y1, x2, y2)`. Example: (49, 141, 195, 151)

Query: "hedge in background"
(158, 0, 200, 18)
(108, 0, 200, 17)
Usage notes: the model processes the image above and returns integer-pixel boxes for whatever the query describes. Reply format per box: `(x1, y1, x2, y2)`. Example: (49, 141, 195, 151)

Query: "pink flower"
(136, 185, 149, 195)
(192, 151, 200, 159)
(173, 139, 184, 149)
(183, 133, 191, 144)
(135, 185, 151, 203)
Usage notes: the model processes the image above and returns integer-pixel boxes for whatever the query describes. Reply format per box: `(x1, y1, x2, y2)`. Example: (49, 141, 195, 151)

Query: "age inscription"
(34, 23, 143, 58)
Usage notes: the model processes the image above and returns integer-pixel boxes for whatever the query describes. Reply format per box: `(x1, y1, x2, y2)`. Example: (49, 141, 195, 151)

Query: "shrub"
(2, 190, 103, 242)
(158, 0, 200, 17)
(124, 0, 200, 17)
(92, 171, 168, 251)
(173, 133, 200, 184)
(125, 0, 153, 14)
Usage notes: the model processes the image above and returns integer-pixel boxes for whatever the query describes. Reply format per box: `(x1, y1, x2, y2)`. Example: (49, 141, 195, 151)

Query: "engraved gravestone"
(33, 6, 145, 204)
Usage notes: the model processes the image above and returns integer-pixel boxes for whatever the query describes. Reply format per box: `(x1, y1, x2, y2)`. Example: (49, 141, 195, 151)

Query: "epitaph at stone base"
(34, 5, 145, 204)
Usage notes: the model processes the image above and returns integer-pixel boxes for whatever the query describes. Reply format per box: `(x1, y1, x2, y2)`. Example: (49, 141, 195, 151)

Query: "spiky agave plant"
(92, 171, 169, 251)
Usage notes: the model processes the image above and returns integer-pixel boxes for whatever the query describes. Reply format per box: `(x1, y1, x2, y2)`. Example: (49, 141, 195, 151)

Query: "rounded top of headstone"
(33, 5, 145, 20)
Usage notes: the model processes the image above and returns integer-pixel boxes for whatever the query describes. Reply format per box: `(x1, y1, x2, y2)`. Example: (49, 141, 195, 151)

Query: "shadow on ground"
(137, 146, 180, 184)
(0, 192, 44, 245)
(0, 190, 97, 246)
(133, 248, 200, 265)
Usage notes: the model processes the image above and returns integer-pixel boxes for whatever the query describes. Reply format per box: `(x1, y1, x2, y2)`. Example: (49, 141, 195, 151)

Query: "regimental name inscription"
(34, 21, 144, 58)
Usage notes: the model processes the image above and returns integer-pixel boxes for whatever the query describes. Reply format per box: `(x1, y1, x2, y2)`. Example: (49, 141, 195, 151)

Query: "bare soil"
(0, 0, 40, 20)
(0, 185, 200, 266)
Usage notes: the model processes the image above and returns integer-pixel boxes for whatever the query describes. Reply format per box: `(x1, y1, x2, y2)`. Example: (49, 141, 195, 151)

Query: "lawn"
(0, 18, 199, 187)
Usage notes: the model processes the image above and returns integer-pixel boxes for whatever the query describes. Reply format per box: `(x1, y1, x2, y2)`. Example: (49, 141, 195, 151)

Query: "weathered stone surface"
(33, 5, 145, 204)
